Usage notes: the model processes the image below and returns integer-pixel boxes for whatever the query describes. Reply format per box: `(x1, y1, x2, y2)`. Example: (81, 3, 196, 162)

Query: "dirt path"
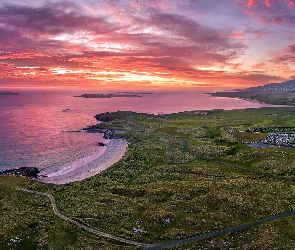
(18, 138, 295, 249)
(19, 188, 153, 248)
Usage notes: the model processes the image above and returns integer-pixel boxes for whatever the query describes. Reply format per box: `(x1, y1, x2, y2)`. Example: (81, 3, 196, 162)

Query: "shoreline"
(37, 138, 128, 184)
(208, 92, 294, 108)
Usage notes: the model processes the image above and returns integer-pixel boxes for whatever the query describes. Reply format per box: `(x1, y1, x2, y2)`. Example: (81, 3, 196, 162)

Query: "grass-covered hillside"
(1, 107, 295, 249)
(210, 79, 295, 106)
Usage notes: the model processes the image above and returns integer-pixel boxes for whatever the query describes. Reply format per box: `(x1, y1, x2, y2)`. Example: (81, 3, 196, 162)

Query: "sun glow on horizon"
(0, 0, 294, 89)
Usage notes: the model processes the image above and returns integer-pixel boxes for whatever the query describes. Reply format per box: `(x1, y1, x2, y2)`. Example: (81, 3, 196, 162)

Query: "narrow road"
(19, 188, 153, 248)
(144, 209, 295, 249)
(18, 138, 295, 250)
(136, 138, 295, 249)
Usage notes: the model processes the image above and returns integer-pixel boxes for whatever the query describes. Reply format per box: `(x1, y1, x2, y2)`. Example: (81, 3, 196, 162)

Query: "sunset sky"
(1, 0, 295, 89)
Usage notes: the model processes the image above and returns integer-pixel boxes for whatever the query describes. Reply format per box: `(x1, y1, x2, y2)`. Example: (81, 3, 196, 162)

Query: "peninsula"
(2, 108, 295, 249)
(209, 79, 295, 106)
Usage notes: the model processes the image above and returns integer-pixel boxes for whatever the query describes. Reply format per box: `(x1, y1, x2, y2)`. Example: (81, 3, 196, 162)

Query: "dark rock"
(0, 167, 39, 179)
(98, 142, 106, 146)
(104, 130, 114, 139)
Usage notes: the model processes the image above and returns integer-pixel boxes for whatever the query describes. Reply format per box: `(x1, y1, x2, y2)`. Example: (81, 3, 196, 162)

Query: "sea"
(0, 88, 272, 172)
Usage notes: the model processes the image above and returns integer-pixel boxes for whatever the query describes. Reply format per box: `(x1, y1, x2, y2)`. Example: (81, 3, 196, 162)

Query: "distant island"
(117, 92, 153, 95)
(0, 92, 18, 95)
(74, 93, 142, 98)
(209, 79, 295, 106)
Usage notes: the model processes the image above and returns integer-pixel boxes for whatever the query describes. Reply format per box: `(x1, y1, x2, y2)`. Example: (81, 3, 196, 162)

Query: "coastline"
(37, 138, 128, 184)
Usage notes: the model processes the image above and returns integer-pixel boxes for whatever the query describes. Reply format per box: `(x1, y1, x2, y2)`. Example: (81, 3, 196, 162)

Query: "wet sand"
(38, 139, 128, 184)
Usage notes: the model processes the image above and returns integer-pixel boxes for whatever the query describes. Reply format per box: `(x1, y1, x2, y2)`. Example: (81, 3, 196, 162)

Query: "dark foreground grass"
(1, 107, 295, 249)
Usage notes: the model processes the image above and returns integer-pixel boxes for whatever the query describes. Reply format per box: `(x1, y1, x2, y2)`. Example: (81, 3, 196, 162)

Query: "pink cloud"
(285, 0, 295, 9)
(247, 0, 259, 7)
(0, 1, 247, 83)
(226, 31, 245, 40)
(238, 0, 295, 28)
(244, 0, 286, 8)
(265, 0, 271, 7)
(3, 0, 288, 88)
(269, 44, 295, 73)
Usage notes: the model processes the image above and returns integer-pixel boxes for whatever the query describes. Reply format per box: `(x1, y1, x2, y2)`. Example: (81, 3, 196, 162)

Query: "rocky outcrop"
(0, 167, 39, 179)
(103, 130, 114, 139)
(94, 111, 137, 122)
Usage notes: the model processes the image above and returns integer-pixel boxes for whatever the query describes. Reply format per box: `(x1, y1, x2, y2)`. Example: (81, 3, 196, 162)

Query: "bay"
(0, 88, 272, 172)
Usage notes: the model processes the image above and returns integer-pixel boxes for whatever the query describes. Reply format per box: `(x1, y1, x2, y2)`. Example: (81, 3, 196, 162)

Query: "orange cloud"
(252, 62, 266, 69)
(0, 0, 293, 89)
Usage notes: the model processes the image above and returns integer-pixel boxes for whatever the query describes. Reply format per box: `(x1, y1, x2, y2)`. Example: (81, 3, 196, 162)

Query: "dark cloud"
(140, 12, 245, 52)
(0, 2, 246, 74)
(260, 15, 295, 26)
(271, 44, 295, 63)
(0, 1, 118, 53)
(287, 44, 295, 53)
(0, 1, 117, 35)
(240, 0, 295, 27)
(245, 27, 274, 38)
(3, 0, 285, 88)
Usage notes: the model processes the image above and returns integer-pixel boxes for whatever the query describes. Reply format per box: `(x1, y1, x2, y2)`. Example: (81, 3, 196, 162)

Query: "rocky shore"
(0, 167, 39, 179)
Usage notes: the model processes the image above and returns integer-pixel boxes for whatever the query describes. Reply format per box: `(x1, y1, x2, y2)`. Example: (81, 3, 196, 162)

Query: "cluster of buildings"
(260, 133, 295, 147)
(245, 79, 295, 92)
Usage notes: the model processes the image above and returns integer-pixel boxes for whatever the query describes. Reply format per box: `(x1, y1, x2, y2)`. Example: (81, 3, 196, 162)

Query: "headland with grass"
(1, 107, 295, 249)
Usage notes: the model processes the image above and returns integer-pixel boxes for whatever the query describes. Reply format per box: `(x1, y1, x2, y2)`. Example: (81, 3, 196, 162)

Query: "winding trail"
(19, 188, 153, 248)
(18, 135, 295, 249)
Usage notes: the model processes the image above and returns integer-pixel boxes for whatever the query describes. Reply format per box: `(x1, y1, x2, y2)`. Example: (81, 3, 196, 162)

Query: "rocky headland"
(0, 167, 39, 178)
(209, 79, 295, 106)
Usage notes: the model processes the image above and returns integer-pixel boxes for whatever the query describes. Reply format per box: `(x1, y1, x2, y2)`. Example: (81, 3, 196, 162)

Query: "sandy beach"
(38, 139, 128, 184)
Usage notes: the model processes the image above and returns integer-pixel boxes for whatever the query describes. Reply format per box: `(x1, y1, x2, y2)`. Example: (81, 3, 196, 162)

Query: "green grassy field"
(1, 107, 295, 249)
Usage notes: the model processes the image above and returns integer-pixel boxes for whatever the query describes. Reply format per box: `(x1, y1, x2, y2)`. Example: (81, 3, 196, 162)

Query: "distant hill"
(210, 79, 295, 106)
(243, 79, 295, 92)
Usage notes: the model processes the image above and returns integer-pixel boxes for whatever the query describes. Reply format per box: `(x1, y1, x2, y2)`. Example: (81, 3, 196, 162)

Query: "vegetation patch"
(2, 107, 295, 249)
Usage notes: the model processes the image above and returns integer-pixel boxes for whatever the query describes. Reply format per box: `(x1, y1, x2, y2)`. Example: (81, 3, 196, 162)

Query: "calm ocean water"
(0, 88, 271, 172)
